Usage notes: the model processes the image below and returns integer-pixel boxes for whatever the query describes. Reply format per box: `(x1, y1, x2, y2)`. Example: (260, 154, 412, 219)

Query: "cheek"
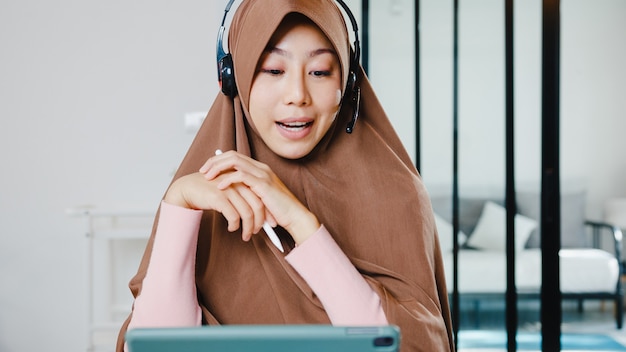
(330, 89, 343, 118)
(249, 85, 272, 117)
(248, 92, 269, 130)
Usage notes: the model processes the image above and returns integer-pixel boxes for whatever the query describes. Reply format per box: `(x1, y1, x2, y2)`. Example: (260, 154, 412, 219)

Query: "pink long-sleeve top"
(126, 201, 387, 341)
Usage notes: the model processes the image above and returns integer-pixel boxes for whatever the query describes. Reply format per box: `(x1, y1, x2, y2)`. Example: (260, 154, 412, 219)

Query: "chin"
(272, 144, 315, 160)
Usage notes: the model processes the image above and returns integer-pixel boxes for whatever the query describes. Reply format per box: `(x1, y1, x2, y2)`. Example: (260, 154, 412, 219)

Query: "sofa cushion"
(442, 248, 619, 293)
(517, 190, 588, 248)
(430, 196, 501, 237)
(434, 213, 467, 252)
(466, 201, 538, 251)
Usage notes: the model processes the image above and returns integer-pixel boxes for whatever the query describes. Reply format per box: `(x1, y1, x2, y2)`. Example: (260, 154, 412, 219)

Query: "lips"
(276, 120, 313, 131)
(275, 118, 314, 139)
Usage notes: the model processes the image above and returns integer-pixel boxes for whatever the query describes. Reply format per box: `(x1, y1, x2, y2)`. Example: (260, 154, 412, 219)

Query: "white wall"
(0, 0, 624, 351)
(560, 0, 626, 216)
(0, 1, 220, 351)
(409, 0, 626, 220)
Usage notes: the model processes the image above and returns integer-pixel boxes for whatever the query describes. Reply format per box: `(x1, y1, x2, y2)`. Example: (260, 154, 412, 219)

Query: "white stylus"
(215, 149, 285, 253)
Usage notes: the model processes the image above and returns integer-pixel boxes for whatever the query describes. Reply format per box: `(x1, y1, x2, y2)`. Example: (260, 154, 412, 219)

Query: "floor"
(456, 299, 626, 351)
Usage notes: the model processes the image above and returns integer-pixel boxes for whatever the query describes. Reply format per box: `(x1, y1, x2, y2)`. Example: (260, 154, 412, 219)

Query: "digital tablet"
(126, 325, 400, 352)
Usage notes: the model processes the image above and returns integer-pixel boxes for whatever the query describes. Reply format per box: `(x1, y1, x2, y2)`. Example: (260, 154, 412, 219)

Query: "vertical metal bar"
(452, 0, 460, 347)
(505, 1, 518, 351)
(414, 0, 421, 171)
(361, 0, 369, 74)
(541, 0, 562, 350)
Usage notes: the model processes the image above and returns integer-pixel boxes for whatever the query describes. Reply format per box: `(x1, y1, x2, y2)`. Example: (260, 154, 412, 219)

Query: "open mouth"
(276, 121, 313, 131)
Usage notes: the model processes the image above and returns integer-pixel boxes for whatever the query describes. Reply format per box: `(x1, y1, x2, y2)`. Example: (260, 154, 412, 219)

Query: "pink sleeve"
(285, 225, 388, 326)
(126, 201, 203, 331)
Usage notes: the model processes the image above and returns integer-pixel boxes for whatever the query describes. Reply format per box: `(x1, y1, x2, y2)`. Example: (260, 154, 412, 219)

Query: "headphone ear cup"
(345, 70, 356, 102)
(344, 69, 360, 134)
(219, 53, 237, 98)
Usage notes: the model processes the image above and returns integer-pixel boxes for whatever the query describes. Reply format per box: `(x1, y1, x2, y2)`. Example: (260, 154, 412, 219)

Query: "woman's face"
(249, 18, 343, 160)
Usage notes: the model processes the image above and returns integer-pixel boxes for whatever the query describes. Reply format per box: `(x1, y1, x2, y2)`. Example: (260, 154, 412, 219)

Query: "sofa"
(430, 190, 624, 329)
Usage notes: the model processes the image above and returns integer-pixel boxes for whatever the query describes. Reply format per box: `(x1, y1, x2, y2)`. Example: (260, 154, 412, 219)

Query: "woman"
(117, 1, 455, 351)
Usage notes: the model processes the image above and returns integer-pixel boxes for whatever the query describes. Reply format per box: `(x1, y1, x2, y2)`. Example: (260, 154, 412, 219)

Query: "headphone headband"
(334, 0, 360, 69)
(216, 0, 235, 70)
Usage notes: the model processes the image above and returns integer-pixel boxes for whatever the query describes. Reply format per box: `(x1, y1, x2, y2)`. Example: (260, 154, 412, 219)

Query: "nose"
(283, 70, 310, 106)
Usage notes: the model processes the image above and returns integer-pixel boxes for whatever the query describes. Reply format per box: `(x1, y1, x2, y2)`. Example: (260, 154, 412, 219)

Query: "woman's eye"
(261, 69, 283, 75)
(311, 70, 331, 77)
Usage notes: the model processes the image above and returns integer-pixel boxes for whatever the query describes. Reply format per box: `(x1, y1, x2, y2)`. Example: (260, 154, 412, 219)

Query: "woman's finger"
(224, 183, 267, 240)
(233, 184, 267, 236)
(201, 150, 267, 181)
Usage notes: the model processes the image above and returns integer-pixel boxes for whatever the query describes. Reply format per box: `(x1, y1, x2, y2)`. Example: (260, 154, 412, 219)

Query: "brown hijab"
(117, 1, 455, 351)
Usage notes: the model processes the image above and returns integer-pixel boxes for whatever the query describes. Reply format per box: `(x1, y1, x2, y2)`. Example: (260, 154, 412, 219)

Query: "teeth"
(278, 121, 310, 130)
(282, 122, 307, 127)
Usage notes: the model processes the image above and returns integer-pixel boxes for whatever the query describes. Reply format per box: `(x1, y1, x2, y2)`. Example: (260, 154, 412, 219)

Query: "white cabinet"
(68, 206, 154, 352)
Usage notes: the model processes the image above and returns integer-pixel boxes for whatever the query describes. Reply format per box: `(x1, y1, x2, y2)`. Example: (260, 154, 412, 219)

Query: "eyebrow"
(266, 46, 336, 59)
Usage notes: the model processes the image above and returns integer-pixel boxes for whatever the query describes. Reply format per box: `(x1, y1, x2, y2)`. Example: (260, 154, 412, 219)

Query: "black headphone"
(216, 0, 362, 133)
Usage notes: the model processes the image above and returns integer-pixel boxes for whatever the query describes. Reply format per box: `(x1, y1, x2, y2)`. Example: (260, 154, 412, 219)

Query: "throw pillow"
(434, 212, 467, 252)
(467, 201, 537, 251)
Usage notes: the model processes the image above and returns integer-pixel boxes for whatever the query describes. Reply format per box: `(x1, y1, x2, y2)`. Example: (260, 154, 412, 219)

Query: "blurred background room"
(1, 0, 624, 351)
